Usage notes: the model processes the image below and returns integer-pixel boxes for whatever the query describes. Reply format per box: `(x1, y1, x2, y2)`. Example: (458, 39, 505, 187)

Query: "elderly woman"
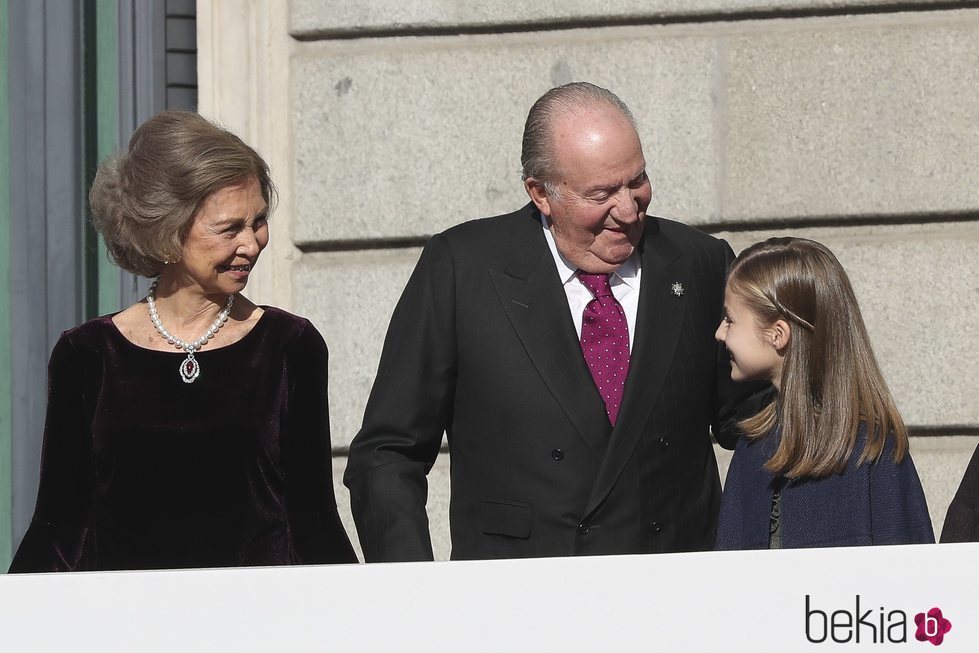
(8, 111, 357, 571)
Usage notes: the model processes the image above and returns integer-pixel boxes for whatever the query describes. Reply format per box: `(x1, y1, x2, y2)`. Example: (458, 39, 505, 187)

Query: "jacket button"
(577, 523, 590, 535)
(551, 448, 564, 461)
(651, 521, 662, 533)
(658, 438, 670, 449)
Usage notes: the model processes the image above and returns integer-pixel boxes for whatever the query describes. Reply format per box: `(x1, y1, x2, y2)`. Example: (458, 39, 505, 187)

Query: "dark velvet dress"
(9, 307, 357, 572)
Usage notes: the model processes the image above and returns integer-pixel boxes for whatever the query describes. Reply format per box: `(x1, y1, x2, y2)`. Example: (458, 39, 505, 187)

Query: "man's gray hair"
(520, 82, 637, 193)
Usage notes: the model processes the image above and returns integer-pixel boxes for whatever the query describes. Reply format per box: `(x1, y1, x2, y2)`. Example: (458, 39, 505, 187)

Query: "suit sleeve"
(343, 234, 457, 562)
(710, 238, 773, 450)
(8, 335, 93, 573)
(281, 322, 358, 564)
(940, 442, 979, 542)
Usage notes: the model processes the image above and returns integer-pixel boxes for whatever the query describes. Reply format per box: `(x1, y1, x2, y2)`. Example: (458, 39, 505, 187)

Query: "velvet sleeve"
(281, 322, 358, 564)
(8, 334, 94, 573)
(869, 440, 936, 545)
(343, 234, 456, 562)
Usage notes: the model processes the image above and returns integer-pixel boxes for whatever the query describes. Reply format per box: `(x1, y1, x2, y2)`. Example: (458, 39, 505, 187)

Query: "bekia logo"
(914, 608, 952, 646)
(805, 595, 952, 646)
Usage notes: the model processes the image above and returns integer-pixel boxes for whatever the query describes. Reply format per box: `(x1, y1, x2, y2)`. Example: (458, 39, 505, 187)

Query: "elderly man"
(344, 82, 749, 561)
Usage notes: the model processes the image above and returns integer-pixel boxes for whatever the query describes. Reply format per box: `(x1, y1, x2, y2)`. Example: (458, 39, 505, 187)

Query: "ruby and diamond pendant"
(180, 353, 200, 384)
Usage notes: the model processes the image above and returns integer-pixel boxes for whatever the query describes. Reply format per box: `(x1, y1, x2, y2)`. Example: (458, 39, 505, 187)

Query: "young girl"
(714, 237, 934, 549)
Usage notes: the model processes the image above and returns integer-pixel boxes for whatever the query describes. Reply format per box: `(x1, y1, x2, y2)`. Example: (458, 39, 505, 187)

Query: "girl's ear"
(772, 319, 792, 353)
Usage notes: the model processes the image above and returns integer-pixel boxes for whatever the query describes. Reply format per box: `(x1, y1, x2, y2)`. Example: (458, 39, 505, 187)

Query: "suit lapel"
(584, 219, 691, 516)
(488, 208, 610, 459)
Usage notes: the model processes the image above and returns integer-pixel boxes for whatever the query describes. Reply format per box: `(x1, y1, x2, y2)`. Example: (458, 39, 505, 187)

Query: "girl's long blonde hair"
(728, 237, 907, 478)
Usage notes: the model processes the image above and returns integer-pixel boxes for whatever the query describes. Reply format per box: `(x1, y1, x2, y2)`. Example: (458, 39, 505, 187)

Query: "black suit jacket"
(344, 204, 748, 561)
(941, 442, 979, 542)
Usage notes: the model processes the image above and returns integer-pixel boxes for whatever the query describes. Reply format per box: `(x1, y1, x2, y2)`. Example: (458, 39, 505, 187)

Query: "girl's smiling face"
(715, 285, 786, 389)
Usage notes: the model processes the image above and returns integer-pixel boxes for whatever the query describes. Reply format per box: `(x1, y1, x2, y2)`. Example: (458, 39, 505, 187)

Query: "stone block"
(715, 443, 734, 487)
(718, 222, 979, 428)
(290, 0, 959, 36)
(911, 435, 979, 540)
(428, 451, 453, 562)
(293, 11, 979, 244)
(722, 12, 979, 221)
(292, 26, 719, 243)
(296, 248, 423, 447)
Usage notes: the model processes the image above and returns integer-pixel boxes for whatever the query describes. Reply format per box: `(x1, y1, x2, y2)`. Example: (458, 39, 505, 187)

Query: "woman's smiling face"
(164, 175, 269, 297)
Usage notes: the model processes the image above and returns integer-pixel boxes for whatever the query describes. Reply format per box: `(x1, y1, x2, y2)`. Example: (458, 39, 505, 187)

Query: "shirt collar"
(539, 211, 641, 289)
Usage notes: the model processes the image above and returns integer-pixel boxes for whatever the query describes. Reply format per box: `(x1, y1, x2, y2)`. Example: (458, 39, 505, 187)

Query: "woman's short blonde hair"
(89, 110, 276, 277)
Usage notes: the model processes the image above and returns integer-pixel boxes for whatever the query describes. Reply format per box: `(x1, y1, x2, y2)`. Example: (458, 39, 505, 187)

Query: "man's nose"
(610, 188, 640, 223)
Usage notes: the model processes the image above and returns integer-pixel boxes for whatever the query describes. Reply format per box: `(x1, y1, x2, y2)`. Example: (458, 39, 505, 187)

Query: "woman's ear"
(772, 319, 792, 353)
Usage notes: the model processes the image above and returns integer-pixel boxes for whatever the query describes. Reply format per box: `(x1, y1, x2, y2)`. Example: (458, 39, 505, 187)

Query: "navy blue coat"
(716, 424, 935, 549)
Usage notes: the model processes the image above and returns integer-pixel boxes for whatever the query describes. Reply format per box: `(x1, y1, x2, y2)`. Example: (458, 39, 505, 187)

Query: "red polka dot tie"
(578, 272, 630, 426)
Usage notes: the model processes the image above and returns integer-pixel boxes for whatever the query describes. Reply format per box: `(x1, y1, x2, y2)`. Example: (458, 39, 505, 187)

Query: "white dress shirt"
(541, 216, 641, 351)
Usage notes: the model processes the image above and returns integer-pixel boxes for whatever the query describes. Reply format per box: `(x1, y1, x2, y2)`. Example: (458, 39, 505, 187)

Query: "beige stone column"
(197, 0, 296, 310)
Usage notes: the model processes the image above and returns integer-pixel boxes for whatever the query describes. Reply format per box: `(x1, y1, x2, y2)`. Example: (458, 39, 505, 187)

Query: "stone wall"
(199, 1, 979, 560)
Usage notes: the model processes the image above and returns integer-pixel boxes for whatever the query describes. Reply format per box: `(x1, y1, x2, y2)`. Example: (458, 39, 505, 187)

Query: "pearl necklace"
(146, 280, 234, 384)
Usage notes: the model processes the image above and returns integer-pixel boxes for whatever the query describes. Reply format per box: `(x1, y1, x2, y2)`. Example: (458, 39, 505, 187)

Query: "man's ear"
(772, 319, 792, 353)
(524, 178, 552, 217)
